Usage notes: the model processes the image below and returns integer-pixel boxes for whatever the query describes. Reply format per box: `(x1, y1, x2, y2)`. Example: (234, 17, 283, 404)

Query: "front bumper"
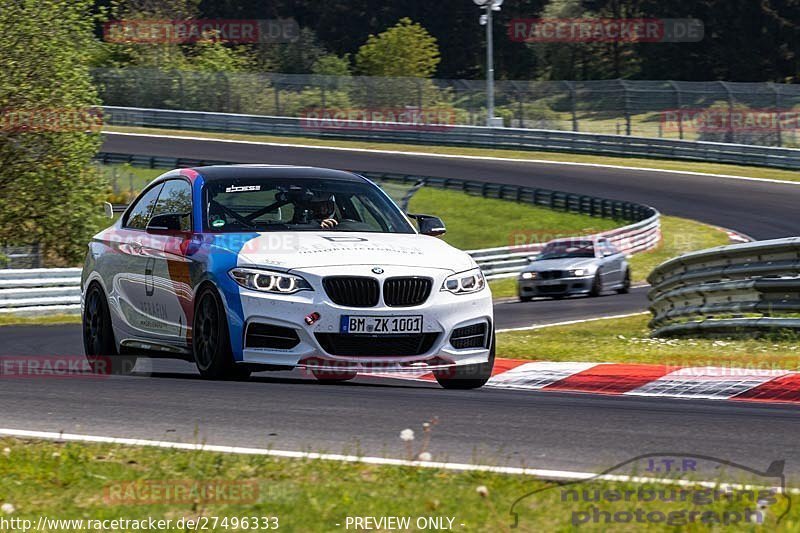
(236, 265, 493, 373)
(518, 275, 594, 297)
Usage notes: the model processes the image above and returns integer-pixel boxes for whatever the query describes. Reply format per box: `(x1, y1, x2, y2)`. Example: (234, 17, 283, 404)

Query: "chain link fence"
(0, 245, 41, 269)
(93, 68, 800, 147)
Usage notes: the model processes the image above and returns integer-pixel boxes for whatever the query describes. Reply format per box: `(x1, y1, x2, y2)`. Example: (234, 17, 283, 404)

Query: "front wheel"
(192, 287, 251, 380)
(617, 269, 631, 294)
(589, 272, 603, 297)
(434, 332, 495, 390)
(83, 283, 137, 375)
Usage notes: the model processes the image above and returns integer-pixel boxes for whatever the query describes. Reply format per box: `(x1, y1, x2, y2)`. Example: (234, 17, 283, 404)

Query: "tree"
(0, 0, 107, 265)
(312, 54, 351, 77)
(104, 0, 202, 70)
(355, 18, 440, 78)
(256, 27, 326, 74)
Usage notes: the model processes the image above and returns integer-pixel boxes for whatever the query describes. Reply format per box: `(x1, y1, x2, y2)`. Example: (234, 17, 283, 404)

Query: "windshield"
(204, 177, 416, 234)
(537, 241, 596, 260)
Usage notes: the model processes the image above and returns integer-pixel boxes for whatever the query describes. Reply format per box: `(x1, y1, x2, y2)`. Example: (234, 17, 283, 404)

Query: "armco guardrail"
(95, 151, 661, 281)
(648, 238, 800, 336)
(0, 268, 81, 316)
(102, 106, 800, 170)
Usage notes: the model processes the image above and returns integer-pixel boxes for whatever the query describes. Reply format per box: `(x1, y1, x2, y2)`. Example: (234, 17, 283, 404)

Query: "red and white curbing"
(378, 359, 800, 404)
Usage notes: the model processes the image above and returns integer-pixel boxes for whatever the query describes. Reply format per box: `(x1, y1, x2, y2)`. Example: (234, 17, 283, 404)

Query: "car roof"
(189, 165, 366, 182)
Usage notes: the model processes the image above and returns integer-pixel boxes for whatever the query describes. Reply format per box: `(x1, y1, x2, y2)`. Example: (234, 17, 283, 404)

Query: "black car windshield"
(204, 176, 416, 233)
(537, 241, 596, 260)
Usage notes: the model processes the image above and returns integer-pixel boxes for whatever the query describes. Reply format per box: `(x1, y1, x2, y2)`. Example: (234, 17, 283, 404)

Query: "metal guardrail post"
(648, 238, 800, 337)
(101, 106, 800, 169)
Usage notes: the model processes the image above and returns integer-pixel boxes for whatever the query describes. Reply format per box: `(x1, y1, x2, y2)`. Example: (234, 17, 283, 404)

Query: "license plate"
(340, 315, 423, 334)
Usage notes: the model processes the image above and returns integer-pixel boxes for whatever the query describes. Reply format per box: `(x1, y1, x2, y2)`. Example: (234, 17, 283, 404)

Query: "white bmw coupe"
(81, 165, 495, 388)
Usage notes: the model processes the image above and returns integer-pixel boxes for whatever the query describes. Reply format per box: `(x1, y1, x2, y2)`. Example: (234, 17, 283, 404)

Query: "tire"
(82, 283, 137, 375)
(617, 269, 631, 294)
(518, 294, 533, 303)
(192, 286, 251, 380)
(589, 272, 603, 297)
(434, 332, 495, 390)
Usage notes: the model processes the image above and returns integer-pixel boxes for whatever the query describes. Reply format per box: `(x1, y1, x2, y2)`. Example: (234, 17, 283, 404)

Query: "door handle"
(130, 241, 143, 254)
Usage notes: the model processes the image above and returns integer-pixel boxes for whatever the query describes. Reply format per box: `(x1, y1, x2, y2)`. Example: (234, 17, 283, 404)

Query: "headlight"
(568, 268, 589, 277)
(520, 272, 537, 280)
(229, 268, 312, 294)
(442, 268, 486, 295)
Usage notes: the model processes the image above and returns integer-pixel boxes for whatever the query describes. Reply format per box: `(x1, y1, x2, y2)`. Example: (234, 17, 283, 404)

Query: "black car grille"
(539, 270, 566, 280)
(383, 277, 433, 307)
(450, 323, 488, 349)
(537, 284, 567, 293)
(245, 323, 300, 350)
(323, 277, 380, 307)
(315, 333, 439, 356)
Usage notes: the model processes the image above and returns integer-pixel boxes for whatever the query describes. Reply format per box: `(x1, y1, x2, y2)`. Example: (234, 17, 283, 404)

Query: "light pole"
(474, 0, 504, 127)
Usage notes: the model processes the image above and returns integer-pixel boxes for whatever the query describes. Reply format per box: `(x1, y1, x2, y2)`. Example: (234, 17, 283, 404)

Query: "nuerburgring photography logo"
(509, 453, 791, 528)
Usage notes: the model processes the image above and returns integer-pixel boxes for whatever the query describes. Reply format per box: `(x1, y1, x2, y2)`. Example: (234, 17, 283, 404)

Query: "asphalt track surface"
(3, 324, 800, 481)
(1, 132, 799, 481)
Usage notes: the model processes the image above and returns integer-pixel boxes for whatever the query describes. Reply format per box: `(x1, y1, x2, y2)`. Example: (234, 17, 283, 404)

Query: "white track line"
(104, 131, 800, 186)
(1, 428, 794, 493)
(496, 312, 650, 333)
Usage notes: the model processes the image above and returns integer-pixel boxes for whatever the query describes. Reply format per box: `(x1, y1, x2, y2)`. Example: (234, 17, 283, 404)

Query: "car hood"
(523, 257, 600, 271)
(229, 231, 476, 272)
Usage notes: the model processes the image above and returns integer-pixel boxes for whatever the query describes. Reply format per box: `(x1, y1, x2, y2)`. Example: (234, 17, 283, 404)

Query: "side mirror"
(146, 213, 185, 234)
(103, 202, 114, 218)
(409, 214, 446, 237)
(526, 256, 537, 263)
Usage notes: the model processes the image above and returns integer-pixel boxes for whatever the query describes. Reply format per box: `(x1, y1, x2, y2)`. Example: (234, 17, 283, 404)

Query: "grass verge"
(407, 188, 619, 250)
(0, 314, 80, 327)
(98, 163, 165, 188)
(105, 125, 800, 183)
(627, 216, 732, 281)
(497, 314, 800, 370)
(0, 437, 794, 531)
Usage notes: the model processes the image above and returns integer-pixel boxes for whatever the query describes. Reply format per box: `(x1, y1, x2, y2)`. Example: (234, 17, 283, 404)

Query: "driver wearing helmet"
(311, 195, 339, 229)
(306, 193, 338, 229)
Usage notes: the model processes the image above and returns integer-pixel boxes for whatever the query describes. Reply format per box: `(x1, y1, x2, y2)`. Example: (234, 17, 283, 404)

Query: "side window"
(599, 240, 617, 256)
(350, 195, 387, 231)
(151, 180, 192, 231)
(124, 184, 163, 230)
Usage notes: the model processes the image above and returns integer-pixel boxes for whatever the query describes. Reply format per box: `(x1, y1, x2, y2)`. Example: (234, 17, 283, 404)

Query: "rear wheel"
(617, 269, 631, 294)
(518, 294, 533, 303)
(192, 287, 251, 380)
(434, 332, 495, 390)
(82, 283, 137, 375)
